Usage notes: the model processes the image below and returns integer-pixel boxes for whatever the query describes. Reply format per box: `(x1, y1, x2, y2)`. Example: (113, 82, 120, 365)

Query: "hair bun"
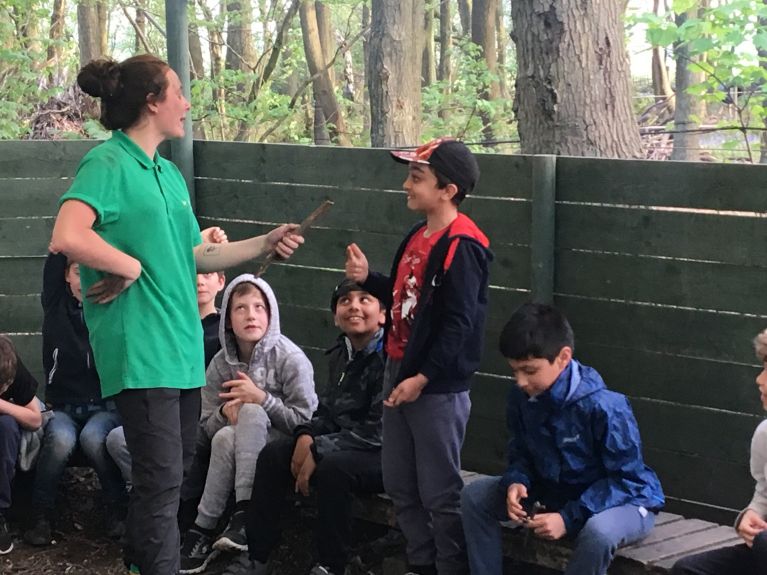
(77, 59, 122, 100)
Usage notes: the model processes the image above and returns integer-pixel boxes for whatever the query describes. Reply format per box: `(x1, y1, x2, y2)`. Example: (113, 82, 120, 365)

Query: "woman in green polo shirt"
(49, 54, 303, 575)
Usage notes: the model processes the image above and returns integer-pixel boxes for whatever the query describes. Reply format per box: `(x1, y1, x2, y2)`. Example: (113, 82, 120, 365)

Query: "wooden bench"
(354, 471, 741, 574)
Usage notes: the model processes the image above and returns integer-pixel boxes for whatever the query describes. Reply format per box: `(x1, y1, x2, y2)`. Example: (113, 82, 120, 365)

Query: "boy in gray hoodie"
(180, 274, 317, 575)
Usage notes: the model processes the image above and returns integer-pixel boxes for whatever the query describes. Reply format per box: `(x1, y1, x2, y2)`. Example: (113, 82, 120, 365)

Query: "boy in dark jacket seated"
(24, 253, 125, 546)
(220, 278, 386, 575)
(461, 302, 665, 575)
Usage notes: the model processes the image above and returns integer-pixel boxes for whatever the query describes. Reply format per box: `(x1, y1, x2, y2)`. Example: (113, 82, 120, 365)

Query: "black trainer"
(0, 513, 13, 554)
(179, 528, 218, 574)
(23, 510, 51, 546)
(213, 510, 247, 552)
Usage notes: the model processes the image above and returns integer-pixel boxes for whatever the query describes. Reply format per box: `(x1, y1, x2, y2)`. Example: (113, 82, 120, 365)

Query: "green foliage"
(630, 0, 767, 160)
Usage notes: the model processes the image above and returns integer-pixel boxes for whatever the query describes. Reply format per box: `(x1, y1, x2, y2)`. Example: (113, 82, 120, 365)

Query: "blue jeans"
(32, 404, 125, 509)
(0, 415, 21, 510)
(461, 475, 656, 575)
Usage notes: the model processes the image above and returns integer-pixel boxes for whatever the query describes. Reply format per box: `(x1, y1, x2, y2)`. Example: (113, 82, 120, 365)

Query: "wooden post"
(165, 0, 196, 210)
(530, 154, 556, 303)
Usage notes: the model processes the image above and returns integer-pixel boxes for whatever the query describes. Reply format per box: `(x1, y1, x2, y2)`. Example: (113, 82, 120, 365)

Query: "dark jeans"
(0, 415, 21, 510)
(671, 531, 767, 575)
(247, 436, 384, 574)
(32, 403, 124, 510)
(115, 387, 200, 575)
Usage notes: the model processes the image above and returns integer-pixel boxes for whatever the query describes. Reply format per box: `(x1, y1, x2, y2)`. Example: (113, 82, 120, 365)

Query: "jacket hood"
(442, 213, 492, 272)
(545, 360, 606, 409)
(218, 273, 281, 366)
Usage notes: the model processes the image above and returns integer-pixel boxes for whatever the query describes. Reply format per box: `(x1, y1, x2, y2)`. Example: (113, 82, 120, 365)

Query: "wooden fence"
(1, 139, 765, 524)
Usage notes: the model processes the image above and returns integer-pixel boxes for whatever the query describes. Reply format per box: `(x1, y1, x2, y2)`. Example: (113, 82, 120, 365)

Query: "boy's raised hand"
(506, 483, 528, 522)
(528, 512, 567, 541)
(345, 243, 369, 283)
(737, 509, 767, 546)
(220, 371, 267, 405)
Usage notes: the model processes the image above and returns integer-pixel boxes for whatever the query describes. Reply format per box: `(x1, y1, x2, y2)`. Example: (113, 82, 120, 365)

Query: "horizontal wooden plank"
(577, 343, 763, 416)
(645, 447, 751, 515)
(556, 204, 767, 267)
(0, 257, 46, 295)
(0, 295, 42, 333)
(0, 179, 71, 217)
(621, 525, 739, 563)
(557, 296, 767, 365)
(0, 218, 53, 257)
(195, 180, 532, 246)
(556, 250, 767, 316)
(557, 155, 767, 212)
(634, 400, 757, 463)
(660, 498, 738, 531)
(0, 140, 101, 178)
(462, 414, 508, 475)
(193, 141, 534, 199)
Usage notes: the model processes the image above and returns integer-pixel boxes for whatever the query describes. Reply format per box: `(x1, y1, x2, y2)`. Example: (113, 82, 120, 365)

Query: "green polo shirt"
(59, 130, 204, 398)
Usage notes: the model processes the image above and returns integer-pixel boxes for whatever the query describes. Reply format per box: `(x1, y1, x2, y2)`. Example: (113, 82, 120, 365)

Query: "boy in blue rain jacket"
(461, 302, 665, 575)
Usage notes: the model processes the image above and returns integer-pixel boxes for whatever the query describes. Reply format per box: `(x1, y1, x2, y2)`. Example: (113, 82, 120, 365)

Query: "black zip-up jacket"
(363, 213, 492, 394)
(294, 329, 385, 459)
(41, 253, 102, 406)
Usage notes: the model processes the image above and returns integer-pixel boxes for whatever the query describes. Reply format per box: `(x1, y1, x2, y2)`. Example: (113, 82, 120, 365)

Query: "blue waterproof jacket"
(499, 360, 665, 534)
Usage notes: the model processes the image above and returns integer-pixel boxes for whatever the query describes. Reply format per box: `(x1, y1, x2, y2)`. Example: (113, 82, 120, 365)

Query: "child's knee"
(236, 403, 269, 426)
(211, 425, 235, 452)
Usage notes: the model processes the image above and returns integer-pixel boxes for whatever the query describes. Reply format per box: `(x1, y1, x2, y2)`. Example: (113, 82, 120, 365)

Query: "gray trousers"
(382, 359, 471, 575)
(196, 403, 274, 529)
(115, 387, 200, 575)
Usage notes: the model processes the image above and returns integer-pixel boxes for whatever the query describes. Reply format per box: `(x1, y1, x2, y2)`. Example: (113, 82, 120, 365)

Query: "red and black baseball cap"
(390, 137, 480, 194)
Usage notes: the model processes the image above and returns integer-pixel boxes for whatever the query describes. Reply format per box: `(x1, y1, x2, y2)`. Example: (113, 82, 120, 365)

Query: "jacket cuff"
(560, 501, 588, 535)
(499, 470, 530, 491)
(293, 424, 313, 439)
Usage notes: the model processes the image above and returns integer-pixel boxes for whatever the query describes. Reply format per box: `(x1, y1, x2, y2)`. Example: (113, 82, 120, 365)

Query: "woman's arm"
(194, 224, 303, 273)
(50, 200, 141, 281)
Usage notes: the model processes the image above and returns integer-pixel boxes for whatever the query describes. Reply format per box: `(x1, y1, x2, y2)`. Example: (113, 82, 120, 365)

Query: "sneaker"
(23, 511, 51, 546)
(213, 510, 247, 552)
(179, 528, 218, 574)
(221, 551, 269, 575)
(0, 513, 12, 554)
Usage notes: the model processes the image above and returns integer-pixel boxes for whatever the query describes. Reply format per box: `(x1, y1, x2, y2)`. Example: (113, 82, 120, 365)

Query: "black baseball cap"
(390, 137, 480, 194)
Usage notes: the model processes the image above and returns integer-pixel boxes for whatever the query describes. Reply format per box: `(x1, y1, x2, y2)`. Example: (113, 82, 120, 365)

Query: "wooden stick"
(255, 199, 334, 277)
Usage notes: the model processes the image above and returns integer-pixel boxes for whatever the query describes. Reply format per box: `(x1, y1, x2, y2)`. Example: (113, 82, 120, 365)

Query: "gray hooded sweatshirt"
(200, 274, 317, 438)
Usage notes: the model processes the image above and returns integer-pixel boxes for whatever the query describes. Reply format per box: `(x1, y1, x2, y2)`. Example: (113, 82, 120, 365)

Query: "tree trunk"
(458, 0, 472, 36)
(438, 0, 452, 84)
(472, 0, 498, 142)
(368, 0, 424, 146)
(422, 5, 436, 87)
(313, 1, 335, 142)
(670, 9, 704, 161)
(510, 0, 642, 157)
(198, 0, 225, 138)
(134, 0, 147, 53)
(189, 23, 205, 80)
(225, 0, 256, 73)
(47, 0, 67, 86)
(77, 1, 103, 66)
(299, 0, 351, 145)
(496, 0, 507, 99)
(97, 1, 109, 55)
(361, 2, 371, 139)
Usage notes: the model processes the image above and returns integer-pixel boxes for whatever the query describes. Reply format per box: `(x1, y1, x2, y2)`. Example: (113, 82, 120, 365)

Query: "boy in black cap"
(346, 137, 492, 575)
(219, 278, 386, 575)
